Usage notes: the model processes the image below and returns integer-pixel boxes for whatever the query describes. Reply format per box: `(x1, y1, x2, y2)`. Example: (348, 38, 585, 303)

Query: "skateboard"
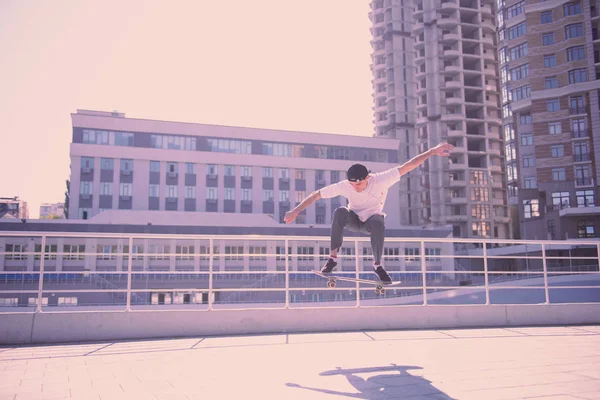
(311, 270, 401, 295)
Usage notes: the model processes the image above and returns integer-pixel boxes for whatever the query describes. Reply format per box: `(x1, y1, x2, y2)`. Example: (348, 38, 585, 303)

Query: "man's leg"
(365, 214, 391, 283)
(323, 207, 364, 273)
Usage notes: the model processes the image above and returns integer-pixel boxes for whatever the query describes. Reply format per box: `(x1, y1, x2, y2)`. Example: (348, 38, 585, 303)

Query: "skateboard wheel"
(327, 280, 336, 288)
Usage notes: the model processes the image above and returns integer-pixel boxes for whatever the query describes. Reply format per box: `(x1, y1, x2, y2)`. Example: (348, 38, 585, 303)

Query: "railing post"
(208, 238, 214, 310)
(355, 239, 360, 307)
(126, 237, 133, 311)
(483, 240, 489, 305)
(421, 240, 427, 305)
(285, 239, 289, 309)
(542, 243, 549, 304)
(36, 235, 46, 313)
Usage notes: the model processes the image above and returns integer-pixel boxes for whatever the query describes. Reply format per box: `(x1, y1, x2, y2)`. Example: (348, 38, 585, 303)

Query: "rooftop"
(1, 325, 599, 400)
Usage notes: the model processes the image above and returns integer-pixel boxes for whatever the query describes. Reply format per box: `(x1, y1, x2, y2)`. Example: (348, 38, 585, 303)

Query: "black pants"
(330, 206, 385, 265)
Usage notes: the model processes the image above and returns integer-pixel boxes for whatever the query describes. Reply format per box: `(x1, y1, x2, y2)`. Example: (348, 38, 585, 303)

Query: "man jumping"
(284, 142, 454, 284)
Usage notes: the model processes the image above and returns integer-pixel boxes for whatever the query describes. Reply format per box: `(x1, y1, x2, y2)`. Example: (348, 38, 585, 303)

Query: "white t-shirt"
(319, 167, 402, 222)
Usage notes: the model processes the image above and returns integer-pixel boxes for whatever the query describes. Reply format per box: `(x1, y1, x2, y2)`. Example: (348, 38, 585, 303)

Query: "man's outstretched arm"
(398, 142, 454, 176)
(284, 190, 322, 224)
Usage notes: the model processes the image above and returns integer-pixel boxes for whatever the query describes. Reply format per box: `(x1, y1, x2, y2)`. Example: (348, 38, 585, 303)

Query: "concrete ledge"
(1, 304, 600, 344)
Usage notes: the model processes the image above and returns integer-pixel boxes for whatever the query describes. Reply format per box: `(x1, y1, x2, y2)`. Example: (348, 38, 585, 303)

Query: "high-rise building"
(68, 110, 403, 228)
(497, 0, 599, 239)
(369, 0, 511, 239)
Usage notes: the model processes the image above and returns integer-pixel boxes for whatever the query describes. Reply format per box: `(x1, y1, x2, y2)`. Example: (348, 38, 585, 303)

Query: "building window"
(470, 188, 489, 201)
(241, 189, 251, 201)
(207, 138, 251, 154)
(552, 192, 570, 210)
(519, 113, 532, 125)
(573, 142, 589, 161)
(547, 220, 556, 239)
(279, 190, 290, 203)
(80, 182, 93, 195)
(508, 22, 527, 39)
(511, 43, 528, 60)
(185, 163, 196, 175)
(523, 199, 540, 218)
(206, 187, 217, 200)
(119, 183, 132, 196)
(577, 220, 595, 238)
(575, 165, 592, 185)
(166, 162, 178, 174)
(541, 11, 552, 23)
(185, 186, 196, 199)
(564, 2, 582, 16)
(223, 165, 235, 177)
(470, 171, 488, 185)
(523, 155, 535, 167)
(576, 190, 595, 207)
(570, 96, 585, 114)
(81, 157, 94, 170)
(542, 33, 554, 45)
(262, 167, 273, 178)
(101, 158, 114, 170)
(544, 55, 556, 67)
(521, 134, 533, 146)
(120, 159, 133, 172)
(552, 168, 566, 181)
(572, 118, 587, 137)
(241, 166, 252, 177)
(149, 161, 160, 172)
(510, 64, 529, 80)
(472, 204, 490, 219)
(472, 222, 491, 237)
(224, 187, 235, 200)
(524, 177, 537, 189)
(551, 145, 564, 157)
(568, 69, 587, 84)
(567, 45, 585, 61)
(548, 122, 562, 135)
(100, 182, 112, 196)
(546, 99, 560, 112)
(262, 190, 274, 201)
(149, 184, 159, 197)
(511, 85, 530, 101)
(565, 23, 583, 39)
(166, 185, 177, 198)
(545, 77, 558, 89)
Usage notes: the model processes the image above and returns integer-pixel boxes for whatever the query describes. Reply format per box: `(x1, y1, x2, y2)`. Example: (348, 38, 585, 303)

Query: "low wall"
(2, 303, 600, 345)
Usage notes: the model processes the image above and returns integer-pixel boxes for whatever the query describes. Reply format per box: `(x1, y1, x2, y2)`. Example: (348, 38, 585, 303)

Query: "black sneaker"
(374, 265, 392, 284)
(320, 258, 338, 273)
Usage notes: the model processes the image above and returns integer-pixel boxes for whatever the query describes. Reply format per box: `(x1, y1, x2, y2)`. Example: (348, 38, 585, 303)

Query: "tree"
(64, 179, 70, 219)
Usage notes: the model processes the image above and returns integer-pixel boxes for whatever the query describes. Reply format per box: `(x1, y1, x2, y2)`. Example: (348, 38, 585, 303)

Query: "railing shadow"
(287, 364, 456, 399)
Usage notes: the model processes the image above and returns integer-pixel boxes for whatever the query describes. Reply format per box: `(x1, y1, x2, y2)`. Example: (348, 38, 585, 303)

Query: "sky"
(0, 1, 375, 218)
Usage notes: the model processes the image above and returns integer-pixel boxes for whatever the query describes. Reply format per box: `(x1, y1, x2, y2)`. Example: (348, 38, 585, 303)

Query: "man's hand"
(284, 210, 298, 224)
(430, 142, 454, 156)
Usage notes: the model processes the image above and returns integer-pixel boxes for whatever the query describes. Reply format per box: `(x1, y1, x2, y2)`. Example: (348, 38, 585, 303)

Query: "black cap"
(347, 164, 370, 182)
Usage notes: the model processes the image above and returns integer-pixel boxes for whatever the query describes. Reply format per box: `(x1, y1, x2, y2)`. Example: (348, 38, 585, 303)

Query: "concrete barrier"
(2, 303, 600, 345)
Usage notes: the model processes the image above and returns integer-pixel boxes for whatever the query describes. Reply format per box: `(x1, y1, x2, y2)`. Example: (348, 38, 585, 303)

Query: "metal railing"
(0, 231, 599, 313)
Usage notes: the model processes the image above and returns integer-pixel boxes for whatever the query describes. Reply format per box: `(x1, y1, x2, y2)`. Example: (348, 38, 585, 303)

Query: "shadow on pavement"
(287, 364, 456, 399)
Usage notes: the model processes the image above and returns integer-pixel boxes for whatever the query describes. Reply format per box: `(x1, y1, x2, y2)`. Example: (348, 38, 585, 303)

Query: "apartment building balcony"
(575, 178, 595, 188)
(449, 196, 468, 204)
(443, 80, 463, 89)
(441, 33, 460, 43)
(512, 98, 532, 112)
(573, 154, 592, 163)
(439, 14, 459, 28)
(449, 178, 467, 187)
(446, 214, 468, 222)
(493, 197, 505, 206)
(444, 97, 464, 106)
(441, 113, 464, 123)
(481, 20, 495, 33)
(443, 49, 462, 58)
(440, 0, 459, 11)
(480, 5, 492, 16)
(559, 205, 600, 217)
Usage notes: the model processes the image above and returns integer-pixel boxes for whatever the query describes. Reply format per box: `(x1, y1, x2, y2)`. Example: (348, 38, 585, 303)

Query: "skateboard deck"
(311, 270, 401, 294)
